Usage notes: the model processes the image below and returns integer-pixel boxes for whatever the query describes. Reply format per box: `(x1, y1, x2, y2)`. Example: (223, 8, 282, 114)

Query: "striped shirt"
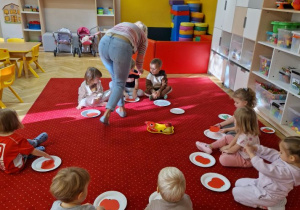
(107, 22, 148, 71)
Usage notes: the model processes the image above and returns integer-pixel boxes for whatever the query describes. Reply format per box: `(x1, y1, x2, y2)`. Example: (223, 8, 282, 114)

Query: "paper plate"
(124, 96, 140, 103)
(148, 191, 162, 203)
(94, 191, 127, 210)
(260, 127, 275, 134)
(153, 100, 171, 107)
(31, 156, 62, 172)
(170, 108, 185, 114)
(189, 152, 216, 167)
(203, 129, 225, 140)
(218, 114, 232, 120)
(81, 109, 101, 118)
(201, 173, 231, 192)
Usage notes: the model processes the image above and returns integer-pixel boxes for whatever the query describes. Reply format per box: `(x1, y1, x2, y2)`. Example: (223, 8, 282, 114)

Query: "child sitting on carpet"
(196, 106, 260, 168)
(232, 136, 300, 209)
(77, 67, 111, 110)
(50, 167, 105, 210)
(0, 109, 52, 174)
(214, 87, 256, 135)
(145, 58, 172, 100)
(145, 167, 193, 210)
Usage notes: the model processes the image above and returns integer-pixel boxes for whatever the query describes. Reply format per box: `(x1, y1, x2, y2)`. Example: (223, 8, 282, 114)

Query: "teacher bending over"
(99, 21, 148, 125)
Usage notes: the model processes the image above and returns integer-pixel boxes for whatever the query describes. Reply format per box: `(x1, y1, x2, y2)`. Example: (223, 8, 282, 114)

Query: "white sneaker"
(268, 198, 287, 210)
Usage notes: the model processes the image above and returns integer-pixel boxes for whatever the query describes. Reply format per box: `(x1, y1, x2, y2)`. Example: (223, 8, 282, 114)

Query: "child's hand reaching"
(132, 91, 137, 99)
(162, 79, 166, 86)
(76, 105, 82, 110)
(124, 93, 129, 99)
(244, 144, 257, 159)
(220, 145, 230, 153)
(219, 128, 228, 133)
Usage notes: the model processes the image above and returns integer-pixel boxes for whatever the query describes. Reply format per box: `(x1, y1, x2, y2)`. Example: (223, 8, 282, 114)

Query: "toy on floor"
(145, 121, 174, 134)
(289, 116, 300, 134)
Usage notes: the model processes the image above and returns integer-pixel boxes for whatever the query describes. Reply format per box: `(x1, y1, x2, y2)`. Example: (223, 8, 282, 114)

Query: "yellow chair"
(18, 44, 45, 78)
(7, 38, 25, 43)
(0, 38, 4, 43)
(0, 48, 19, 71)
(0, 65, 23, 108)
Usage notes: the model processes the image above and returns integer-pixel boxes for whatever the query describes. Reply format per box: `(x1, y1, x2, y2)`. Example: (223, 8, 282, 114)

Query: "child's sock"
(164, 94, 168, 99)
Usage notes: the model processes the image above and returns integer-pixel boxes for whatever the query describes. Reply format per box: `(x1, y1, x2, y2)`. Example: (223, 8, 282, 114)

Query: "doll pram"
(53, 28, 74, 57)
(76, 26, 101, 57)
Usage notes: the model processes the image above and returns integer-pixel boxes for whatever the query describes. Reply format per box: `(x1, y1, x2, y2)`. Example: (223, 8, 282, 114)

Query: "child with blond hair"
(196, 106, 260, 167)
(145, 58, 172, 100)
(233, 136, 300, 209)
(215, 87, 257, 135)
(0, 109, 51, 174)
(77, 67, 111, 110)
(145, 167, 193, 210)
(50, 167, 105, 210)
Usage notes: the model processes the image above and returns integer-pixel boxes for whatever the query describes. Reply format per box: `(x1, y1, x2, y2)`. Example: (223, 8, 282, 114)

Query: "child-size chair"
(18, 44, 45, 78)
(0, 65, 23, 108)
(0, 48, 19, 71)
(0, 38, 4, 43)
(7, 38, 25, 43)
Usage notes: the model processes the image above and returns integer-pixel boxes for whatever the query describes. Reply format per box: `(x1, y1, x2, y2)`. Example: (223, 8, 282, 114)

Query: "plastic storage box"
(277, 28, 293, 48)
(255, 82, 287, 110)
(291, 31, 300, 53)
(266, 31, 278, 44)
(270, 100, 285, 121)
(288, 106, 300, 134)
(291, 69, 300, 91)
(259, 55, 271, 76)
(279, 70, 291, 84)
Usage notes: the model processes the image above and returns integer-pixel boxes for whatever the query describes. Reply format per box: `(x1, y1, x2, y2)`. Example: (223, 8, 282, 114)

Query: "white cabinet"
(208, 51, 227, 82)
(214, 0, 237, 33)
(223, 0, 237, 33)
(224, 61, 238, 90)
(236, 0, 249, 7)
(211, 28, 222, 52)
(243, 8, 262, 41)
(233, 67, 249, 91)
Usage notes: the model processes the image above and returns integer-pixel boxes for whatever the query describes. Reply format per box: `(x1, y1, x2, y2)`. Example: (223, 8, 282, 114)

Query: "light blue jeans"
(99, 35, 133, 111)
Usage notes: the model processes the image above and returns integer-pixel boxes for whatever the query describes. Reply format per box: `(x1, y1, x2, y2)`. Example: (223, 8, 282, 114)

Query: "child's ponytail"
(283, 136, 300, 159)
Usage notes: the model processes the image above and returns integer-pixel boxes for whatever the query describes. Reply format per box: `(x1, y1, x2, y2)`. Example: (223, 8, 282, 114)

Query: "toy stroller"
(76, 26, 101, 57)
(53, 28, 75, 57)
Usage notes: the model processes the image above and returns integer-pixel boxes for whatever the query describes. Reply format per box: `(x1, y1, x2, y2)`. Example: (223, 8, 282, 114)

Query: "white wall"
(0, 0, 23, 39)
(43, 0, 97, 32)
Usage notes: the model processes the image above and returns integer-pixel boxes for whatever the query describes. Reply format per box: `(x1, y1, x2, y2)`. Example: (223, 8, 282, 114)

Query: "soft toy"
(145, 121, 174, 135)
(81, 35, 92, 44)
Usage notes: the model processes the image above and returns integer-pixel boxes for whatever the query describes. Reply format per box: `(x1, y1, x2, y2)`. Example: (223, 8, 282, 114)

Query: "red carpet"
(0, 78, 298, 210)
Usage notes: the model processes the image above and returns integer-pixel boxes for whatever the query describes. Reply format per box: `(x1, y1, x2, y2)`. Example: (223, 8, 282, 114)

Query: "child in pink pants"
(232, 136, 300, 209)
(196, 107, 260, 167)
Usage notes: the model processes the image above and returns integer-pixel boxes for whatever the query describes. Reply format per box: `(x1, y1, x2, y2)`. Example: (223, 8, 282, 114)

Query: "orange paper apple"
(208, 177, 225, 189)
(209, 126, 220, 132)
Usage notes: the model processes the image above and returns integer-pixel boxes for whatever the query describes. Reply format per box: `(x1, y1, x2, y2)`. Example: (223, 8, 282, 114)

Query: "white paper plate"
(203, 129, 225, 140)
(189, 152, 216, 167)
(94, 191, 127, 210)
(148, 191, 162, 203)
(124, 96, 140, 103)
(81, 109, 101, 118)
(260, 127, 275, 134)
(218, 114, 232, 120)
(31, 156, 61, 172)
(201, 173, 231, 192)
(170, 108, 185, 114)
(153, 100, 171, 107)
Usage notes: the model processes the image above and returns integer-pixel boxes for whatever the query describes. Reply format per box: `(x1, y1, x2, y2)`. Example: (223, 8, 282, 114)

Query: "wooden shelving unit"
(247, 0, 300, 136)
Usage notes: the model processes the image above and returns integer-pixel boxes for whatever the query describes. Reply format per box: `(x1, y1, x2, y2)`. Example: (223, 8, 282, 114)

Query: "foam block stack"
(191, 12, 204, 23)
(171, 5, 190, 41)
(169, 0, 185, 5)
(194, 23, 208, 40)
(187, 0, 201, 12)
(179, 22, 194, 41)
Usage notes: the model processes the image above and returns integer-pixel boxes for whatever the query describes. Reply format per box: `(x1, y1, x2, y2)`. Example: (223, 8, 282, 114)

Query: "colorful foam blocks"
(169, 0, 185, 5)
(194, 23, 208, 35)
(172, 5, 190, 11)
(187, 3, 201, 12)
(191, 12, 204, 23)
(179, 22, 194, 41)
(171, 15, 190, 41)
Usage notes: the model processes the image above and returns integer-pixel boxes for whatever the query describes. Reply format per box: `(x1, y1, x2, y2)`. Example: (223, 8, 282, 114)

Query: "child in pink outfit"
(232, 136, 300, 209)
(196, 107, 260, 167)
